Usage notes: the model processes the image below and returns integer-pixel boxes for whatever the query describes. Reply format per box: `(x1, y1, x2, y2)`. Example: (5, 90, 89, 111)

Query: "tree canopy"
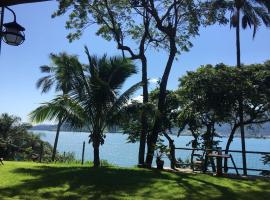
(177, 61, 270, 149)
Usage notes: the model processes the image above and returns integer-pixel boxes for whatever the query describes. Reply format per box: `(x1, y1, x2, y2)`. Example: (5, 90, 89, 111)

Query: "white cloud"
(132, 95, 143, 102)
(149, 78, 159, 84)
(127, 95, 143, 105)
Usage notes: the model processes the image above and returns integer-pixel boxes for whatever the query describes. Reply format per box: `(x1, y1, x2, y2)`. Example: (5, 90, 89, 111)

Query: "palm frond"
(36, 75, 54, 93)
(29, 95, 85, 129)
(107, 81, 142, 123)
(40, 65, 52, 73)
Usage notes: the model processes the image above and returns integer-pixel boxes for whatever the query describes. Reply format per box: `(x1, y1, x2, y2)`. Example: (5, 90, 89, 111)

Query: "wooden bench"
(0, 158, 4, 165)
(207, 153, 239, 176)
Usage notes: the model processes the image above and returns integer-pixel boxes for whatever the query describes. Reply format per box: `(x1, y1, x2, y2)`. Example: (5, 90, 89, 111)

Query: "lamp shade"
(2, 21, 25, 46)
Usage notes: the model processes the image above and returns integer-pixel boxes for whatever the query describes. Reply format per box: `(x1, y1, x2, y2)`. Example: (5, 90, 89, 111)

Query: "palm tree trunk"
(236, 7, 247, 176)
(92, 130, 101, 167)
(51, 119, 62, 162)
(93, 140, 100, 167)
(138, 56, 148, 166)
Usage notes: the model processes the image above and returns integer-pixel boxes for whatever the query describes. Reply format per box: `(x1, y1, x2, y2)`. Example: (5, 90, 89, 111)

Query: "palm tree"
(231, 0, 270, 176)
(69, 47, 141, 167)
(207, 0, 270, 175)
(35, 53, 81, 161)
(32, 47, 141, 167)
(29, 95, 85, 160)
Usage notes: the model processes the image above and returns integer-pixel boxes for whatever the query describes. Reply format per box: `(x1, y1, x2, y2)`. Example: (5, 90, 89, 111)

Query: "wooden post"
(216, 147, 223, 176)
(63, 151, 66, 163)
(39, 142, 43, 163)
(81, 141, 85, 165)
(230, 154, 239, 176)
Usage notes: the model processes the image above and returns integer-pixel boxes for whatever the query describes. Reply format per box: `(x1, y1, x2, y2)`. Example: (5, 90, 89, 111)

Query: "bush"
(0, 113, 54, 161)
(55, 152, 79, 163)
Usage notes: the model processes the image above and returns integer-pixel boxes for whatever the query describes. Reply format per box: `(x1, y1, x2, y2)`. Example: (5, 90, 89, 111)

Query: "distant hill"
(168, 123, 270, 137)
(30, 124, 120, 133)
(215, 123, 270, 137)
(30, 123, 270, 137)
(30, 124, 57, 131)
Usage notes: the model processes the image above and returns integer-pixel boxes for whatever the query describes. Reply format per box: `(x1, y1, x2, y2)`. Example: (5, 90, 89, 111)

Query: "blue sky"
(0, 1, 270, 123)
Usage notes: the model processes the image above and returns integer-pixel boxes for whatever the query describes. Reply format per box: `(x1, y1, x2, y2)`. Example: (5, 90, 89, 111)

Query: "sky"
(0, 2, 270, 123)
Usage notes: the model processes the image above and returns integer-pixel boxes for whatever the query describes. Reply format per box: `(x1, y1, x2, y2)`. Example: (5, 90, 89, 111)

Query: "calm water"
(33, 131, 270, 174)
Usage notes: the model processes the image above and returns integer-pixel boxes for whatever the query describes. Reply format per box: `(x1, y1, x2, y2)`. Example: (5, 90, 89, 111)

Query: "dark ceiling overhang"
(0, 0, 52, 7)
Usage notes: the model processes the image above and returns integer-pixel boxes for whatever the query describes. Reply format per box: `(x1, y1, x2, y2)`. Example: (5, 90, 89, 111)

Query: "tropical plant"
(53, 0, 162, 166)
(177, 62, 270, 172)
(0, 113, 53, 161)
(60, 47, 141, 167)
(120, 88, 180, 168)
(127, 1, 200, 168)
(53, 0, 203, 168)
(35, 53, 81, 161)
(29, 94, 85, 161)
(31, 47, 140, 167)
(205, 0, 270, 175)
(177, 64, 231, 150)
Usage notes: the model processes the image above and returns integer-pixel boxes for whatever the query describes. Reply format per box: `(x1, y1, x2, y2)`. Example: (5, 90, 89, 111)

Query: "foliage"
(34, 52, 84, 161)
(36, 53, 80, 94)
(0, 113, 53, 161)
(120, 89, 180, 143)
(177, 62, 270, 149)
(53, 0, 200, 54)
(68, 47, 140, 141)
(30, 95, 84, 128)
(176, 157, 191, 169)
(31, 47, 141, 167)
(261, 154, 270, 176)
(52, 0, 207, 166)
(204, 0, 270, 38)
(120, 100, 154, 143)
(154, 142, 169, 160)
(177, 64, 230, 149)
(262, 154, 270, 165)
(55, 151, 78, 163)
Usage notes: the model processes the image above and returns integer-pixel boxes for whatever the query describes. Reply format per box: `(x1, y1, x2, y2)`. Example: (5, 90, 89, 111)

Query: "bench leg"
(230, 154, 239, 176)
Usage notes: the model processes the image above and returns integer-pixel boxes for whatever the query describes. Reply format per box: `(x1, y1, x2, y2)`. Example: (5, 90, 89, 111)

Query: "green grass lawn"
(0, 162, 269, 200)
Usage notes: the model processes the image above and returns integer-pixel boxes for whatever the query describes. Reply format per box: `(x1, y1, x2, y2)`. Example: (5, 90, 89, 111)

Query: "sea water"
(33, 131, 270, 175)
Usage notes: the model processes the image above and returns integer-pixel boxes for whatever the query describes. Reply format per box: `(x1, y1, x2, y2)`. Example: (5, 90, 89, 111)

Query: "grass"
(0, 162, 269, 200)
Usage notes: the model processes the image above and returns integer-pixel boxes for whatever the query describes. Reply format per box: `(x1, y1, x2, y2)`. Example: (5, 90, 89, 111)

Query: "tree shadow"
(0, 165, 269, 200)
(172, 172, 270, 200)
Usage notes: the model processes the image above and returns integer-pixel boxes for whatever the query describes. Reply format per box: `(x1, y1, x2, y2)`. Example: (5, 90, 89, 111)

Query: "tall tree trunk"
(163, 132, 176, 169)
(203, 123, 216, 172)
(51, 119, 62, 162)
(138, 55, 149, 166)
(92, 133, 100, 167)
(236, 7, 247, 175)
(93, 143, 100, 167)
(145, 38, 177, 168)
(224, 124, 238, 172)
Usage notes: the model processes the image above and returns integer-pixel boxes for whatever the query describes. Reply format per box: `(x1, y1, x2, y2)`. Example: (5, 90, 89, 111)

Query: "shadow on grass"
(1, 165, 269, 200)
